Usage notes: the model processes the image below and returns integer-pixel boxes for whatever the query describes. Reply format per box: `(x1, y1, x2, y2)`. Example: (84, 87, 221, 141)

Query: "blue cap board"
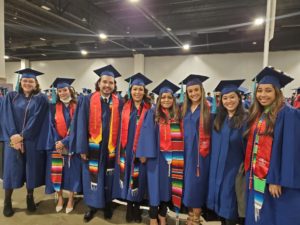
(93, 64, 121, 78)
(51, 77, 75, 89)
(15, 68, 44, 79)
(125, 73, 152, 86)
(179, 74, 209, 87)
(152, 79, 180, 95)
(214, 79, 245, 95)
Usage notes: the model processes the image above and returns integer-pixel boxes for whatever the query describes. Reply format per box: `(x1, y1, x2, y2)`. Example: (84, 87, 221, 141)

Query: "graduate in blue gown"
(136, 80, 184, 225)
(244, 67, 300, 225)
(1, 68, 49, 217)
(180, 74, 212, 225)
(0, 95, 3, 142)
(70, 65, 123, 222)
(207, 80, 247, 225)
(44, 78, 82, 214)
(112, 73, 152, 223)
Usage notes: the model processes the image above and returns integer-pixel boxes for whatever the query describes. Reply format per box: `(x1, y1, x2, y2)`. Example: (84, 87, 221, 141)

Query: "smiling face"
(131, 85, 145, 103)
(160, 92, 174, 110)
(98, 75, 115, 97)
(186, 84, 202, 104)
(57, 87, 71, 101)
(20, 78, 37, 94)
(256, 84, 276, 107)
(222, 91, 240, 114)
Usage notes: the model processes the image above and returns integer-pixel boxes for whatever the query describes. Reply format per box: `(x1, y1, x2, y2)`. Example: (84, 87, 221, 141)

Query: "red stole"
(120, 100, 150, 152)
(244, 115, 273, 179)
(55, 102, 75, 138)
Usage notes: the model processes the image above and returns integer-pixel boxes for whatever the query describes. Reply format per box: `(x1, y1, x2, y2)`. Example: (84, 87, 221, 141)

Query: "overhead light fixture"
(254, 17, 264, 26)
(252, 41, 257, 45)
(41, 54, 47, 56)
(41, 5, 51, 11)
(166, 27, 172, 32)
(183, 44, 190, 50)
(40, 37, 46, 41)
(81, 50, 88, 55)
(129, 0, 140, 3)
(82, 17, 87, 22)
(99, 33, 108, 40)
(4, 55, 9, 59)
(132, 49, 136, 52)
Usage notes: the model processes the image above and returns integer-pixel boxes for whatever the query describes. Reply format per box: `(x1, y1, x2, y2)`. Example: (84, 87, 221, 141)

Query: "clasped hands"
(10, 134, 24, 153)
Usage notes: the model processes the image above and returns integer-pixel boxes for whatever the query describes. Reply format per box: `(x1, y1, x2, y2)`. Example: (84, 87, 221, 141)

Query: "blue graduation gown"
(136, 109, 174, 206)
(70, 94, 122, 208)
(112, 102, 147, 202)
(2, 92, 48, 189)
(0, 96, 3, 141)
(45, 103, 82, 194)
(207, 117, 246, 220)
(245, 104, 300, 225)
(182, 106, 210, 208)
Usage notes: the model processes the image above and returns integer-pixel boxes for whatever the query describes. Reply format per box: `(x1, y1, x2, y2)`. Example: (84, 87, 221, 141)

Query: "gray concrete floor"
(0, 182, 220, 225)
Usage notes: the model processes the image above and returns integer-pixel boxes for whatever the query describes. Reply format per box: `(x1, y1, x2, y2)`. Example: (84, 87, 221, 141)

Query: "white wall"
(5, 50, 300, 96)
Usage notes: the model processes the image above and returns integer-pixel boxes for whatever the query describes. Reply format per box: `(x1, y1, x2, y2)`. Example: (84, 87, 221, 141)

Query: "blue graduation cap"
(152, 79, 180, 95)
(93, 64, 121, 78)
(51, 77, 75, 89)
(179, 74, 209, 87)
(15, 68, 44, 79)
(253, 66, 294, 88)
(124, 73, 152, 86)
(214, 79, 245, 95)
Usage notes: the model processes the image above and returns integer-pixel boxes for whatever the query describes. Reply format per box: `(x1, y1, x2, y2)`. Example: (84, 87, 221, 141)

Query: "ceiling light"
(254, 18, 264, 26)
(132, 49, 136, 52)
(252, 41, 257, 45)
(41, 5, 51, 11)
(82, 18, 87, 22)
(81, 50, 88, 55)
(41, 54, 47, 56)
(4, 55, 9, 59)
(183, 44, 190, 50)
(99, 33, 108, 40)
(166, 27, 172, 32)
(40, 37, 46, 41)
(129, 0, 139, 3)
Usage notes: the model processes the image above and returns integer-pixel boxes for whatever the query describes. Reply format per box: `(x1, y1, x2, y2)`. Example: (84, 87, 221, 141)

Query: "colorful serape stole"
(51, 152, 64, 192)
(119, 101, 150, 195)
(161, 120, 184, 215)
(88, 93, 120, 190)
(245, 111, 273, 222)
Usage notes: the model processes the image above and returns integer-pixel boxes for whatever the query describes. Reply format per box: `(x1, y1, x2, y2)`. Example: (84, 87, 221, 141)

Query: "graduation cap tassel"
(51, 86, 56, 104)
(15, 74, 21, 92)
(179, 83, 184, 104)
(211, 93, 217, 114)
(127, 78, 131, 100)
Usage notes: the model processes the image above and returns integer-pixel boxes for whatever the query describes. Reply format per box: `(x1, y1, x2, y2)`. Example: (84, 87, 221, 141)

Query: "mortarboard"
(15, 68, 44, 79)
(253, 66, 294, 88)
(152, 79, 180, 95)
(93, 65, 121, 78)
(179, 74, 209, 87)
(214, 79, 245, 95)
(51, 77, 75, 89)
(125, 73, 152, 86)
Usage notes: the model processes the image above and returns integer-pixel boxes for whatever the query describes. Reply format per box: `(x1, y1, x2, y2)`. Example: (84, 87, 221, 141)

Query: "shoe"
(65, 207, 73, 214)
(126, 202, 134, 222)
(104, 203, 113, 219)
(3, 200, 14, 217)
(133, 203, 142, 223)
(83, 208, 97, 223)
(26, 195, 36, 212)
(56, 205, 63, 213)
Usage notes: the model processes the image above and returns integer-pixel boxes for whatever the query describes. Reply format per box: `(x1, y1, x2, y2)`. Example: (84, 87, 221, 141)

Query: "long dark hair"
(56, 86, 77, 105)
(18, 78, 41, 95)
(155, 93, 180, 123)
(214, 91, 247, 132)
(125, 85, 151, 105)
(94, 77, 117, 93)
(244, 85, 284, 137)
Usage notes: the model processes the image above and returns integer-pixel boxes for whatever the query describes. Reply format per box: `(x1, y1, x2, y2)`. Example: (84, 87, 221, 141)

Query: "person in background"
(70, 65, 123, 222)
(206, 92, 213, 104)
(113, 73, 152, 223)
(1, 68, 49, 217)
(44, 78, 82, 214)
(292, 88, 300, 109)
(207, 80, 247, 225)
(244, 67, 300, 225)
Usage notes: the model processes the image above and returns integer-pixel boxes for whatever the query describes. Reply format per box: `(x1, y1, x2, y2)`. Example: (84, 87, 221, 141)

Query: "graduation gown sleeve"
(2, 92, 19, 139)
(267, 104, 300, 188)
(136, 109, 157, 158)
